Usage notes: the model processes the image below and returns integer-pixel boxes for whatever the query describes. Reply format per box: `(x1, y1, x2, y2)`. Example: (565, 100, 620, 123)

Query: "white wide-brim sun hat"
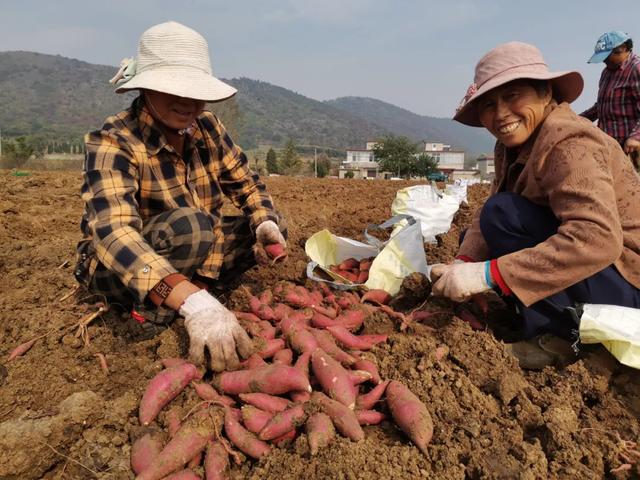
(112, 21, 237, 102)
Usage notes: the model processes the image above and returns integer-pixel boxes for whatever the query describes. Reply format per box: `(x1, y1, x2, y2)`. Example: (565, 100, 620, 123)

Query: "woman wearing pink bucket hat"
(431, 42, 640, 369)
(75, 21, 287, 372)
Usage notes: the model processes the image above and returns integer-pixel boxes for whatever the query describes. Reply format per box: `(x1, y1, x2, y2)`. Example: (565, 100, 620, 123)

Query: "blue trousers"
(478, 192, 640, 341)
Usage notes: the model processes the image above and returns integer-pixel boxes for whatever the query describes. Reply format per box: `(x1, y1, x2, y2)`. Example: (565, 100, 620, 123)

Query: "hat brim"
(588, 50, 611, 64)
(115, 68, 237, 102)
(453, 70, 584, 127)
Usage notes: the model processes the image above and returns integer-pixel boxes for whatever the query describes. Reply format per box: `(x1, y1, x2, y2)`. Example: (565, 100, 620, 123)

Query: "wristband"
(148, 273, 189, 306)
(484, 261, 496, 288)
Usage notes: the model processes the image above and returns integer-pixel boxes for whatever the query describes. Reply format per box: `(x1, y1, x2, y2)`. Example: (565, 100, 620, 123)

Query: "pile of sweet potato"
(327, 257, 375, 284)
(131, 281, 434, 479)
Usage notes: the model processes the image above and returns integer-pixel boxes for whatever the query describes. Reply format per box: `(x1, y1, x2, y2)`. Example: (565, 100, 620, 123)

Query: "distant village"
(338, 140, 495, 182)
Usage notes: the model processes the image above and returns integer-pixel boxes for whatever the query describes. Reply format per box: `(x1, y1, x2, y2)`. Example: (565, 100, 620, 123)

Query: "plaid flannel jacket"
(78, 97, 277, 303)
(581, 53, 640, 146)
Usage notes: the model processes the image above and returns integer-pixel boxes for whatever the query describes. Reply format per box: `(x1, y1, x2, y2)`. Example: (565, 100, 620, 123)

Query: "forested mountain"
(0, 51, 493, 154)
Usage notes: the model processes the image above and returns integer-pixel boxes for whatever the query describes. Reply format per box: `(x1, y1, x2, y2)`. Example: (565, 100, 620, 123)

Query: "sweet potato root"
(385, 380, 434, 455)
(239, 393, 291, 413)
(311, 392, 364, 441)
(215, 364, 311, 395)
(305, 412, 336, 455)
(311, 348, 358, 409)
(162, 470, 201, 480)
(258, 404, 307, 441)
(241, 405, 275, 434)
(224, 408, 271, 460)
(139, 363, 200, 426)
(264, 243, 287, 263)
(131, 432, 164, 475)
(309, 328, 356, 366)
(136, 416, 214, 480)
(355, 409, 386, 425)
(272, 348, 294, 365)
(356, 380, 390, 410)
(204, 440, 229, 480)
(361, 289, 391, 305)
(326, 325, 388, 351)
(352, 359, 381, 384)
(192, 382, 235, 407)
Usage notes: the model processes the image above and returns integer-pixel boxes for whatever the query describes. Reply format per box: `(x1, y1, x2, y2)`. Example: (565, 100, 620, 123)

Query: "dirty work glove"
(255, 220, 287, 265)
(431, 261, 493, 303)
(179, 290, 253, 372)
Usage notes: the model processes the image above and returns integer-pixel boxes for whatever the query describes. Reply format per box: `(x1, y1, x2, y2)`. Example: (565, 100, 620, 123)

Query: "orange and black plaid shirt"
(79, 97, 277, 303)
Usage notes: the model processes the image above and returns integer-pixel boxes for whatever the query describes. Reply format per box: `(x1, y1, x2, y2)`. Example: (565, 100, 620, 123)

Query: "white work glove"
(179, 290, 253, 372)
(254, 220, 287, 265)
(431, 261, 492, 303)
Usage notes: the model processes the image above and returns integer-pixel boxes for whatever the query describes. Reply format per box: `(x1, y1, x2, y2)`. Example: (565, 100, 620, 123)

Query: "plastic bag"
(305, 215, 429, 295)
(579, 304, 640, 369)
(391, 184, 462, 243)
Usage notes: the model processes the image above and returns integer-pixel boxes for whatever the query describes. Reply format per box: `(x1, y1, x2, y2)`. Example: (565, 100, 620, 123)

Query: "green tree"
(2, 136, 34, 168)
(372, 135, 418, 179)
(316, 153, 331, 178)
(344, 170, 355, 179)
(280, 139, 301, 175)
(412, 153, 439, 178)
(266, 147, 279, 174)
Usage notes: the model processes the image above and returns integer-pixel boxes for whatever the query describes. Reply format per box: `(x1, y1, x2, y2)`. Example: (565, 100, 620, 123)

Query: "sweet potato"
(359, 258, 373, 271)
(233, 311, 262, 323)
(239, 392, 290, 413)
(165, 408, 182, 438)
(311, 311, 339, 329)
(336, 309, 366, 331)
(241, 319, 276, 340)
(326, 325, 388, 351)
(310, 392, 364, 441)
(241, 405, 274, 434)
(273, 348, 294, 365)
(348, 370, 373, 385)
(224, 408, 271, 459)
(163, 470, 201, 480)
(290, 390, 311, 403)
(270, 428, 297, 446)
(305, 412, 335, 455)
(239, 353, 268, 370)
(311, 304, 338, 319)
(136, 417, 213, 480)
(192, 382, 235, 407)
(264, 243, 287, 262)
(249, 296, 276, 322)
(7, 338, 37, 362)
(204, 440, 229, 480)
(272, 303, 294, 322)
(456, 308, 485, 331)
(385, 380, 434, 455)
(356, 380, 390, 410)
(338, 257, 360, 270)
(355, 409, 386, 425)
(352, 359, 381, 384)
(139, 363, 200, 426)
(258, 404, 307, 440)
(256, 338, 285, 359)
(356, 271, 369, 284)
(311, 348, 358, 409)
(258, 289, 274, 305)
(286, 325, 319, 354)
(131, 432, 164, 475)
(310, 328, 357, 365)
(216, 364, 312, 396)
(360, 289, 391, 305)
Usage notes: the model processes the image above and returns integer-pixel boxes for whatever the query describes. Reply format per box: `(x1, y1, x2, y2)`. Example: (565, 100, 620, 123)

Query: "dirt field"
(1, 171, 639, 479)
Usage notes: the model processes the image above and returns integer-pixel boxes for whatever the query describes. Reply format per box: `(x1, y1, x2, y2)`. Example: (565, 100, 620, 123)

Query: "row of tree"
(263, 140, 332, 178)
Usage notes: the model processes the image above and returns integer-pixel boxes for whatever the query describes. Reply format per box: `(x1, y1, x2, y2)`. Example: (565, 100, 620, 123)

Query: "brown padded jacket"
(458, 102, 640, 306)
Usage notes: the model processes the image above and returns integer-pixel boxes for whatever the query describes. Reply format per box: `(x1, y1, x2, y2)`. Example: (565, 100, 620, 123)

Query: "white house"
(477, 154, 495, 178)
(344, 148, 374, 164)
(422, 142, 466, 171)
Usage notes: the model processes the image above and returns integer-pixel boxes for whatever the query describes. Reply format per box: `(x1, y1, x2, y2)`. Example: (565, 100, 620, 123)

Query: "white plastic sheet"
(579, 304, 640, 369)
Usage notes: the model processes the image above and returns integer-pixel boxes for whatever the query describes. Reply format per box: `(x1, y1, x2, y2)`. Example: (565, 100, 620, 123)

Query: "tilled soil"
(0, 172, 638, 479)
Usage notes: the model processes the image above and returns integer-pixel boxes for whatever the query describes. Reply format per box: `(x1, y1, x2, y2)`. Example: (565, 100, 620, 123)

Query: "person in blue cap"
(581, 31, 640, 168)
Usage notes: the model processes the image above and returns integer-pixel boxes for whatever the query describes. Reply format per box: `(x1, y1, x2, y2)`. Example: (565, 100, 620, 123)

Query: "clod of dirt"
(0, 390, 102, 479)
(0, 363, 7, 386)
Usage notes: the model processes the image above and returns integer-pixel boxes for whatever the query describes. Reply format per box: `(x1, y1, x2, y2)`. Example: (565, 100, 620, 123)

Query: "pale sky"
(1, 0, 638, 118)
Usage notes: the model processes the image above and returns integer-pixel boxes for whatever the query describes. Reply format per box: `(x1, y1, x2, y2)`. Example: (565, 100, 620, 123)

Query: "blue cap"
(588, 30, 631, 63)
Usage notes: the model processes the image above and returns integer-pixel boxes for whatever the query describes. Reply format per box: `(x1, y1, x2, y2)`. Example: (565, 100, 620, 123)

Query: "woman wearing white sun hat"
(75, 21, 287, 372)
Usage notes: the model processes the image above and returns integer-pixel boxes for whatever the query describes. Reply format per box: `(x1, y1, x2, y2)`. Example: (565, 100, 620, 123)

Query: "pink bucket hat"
(453, 42, 584, 127)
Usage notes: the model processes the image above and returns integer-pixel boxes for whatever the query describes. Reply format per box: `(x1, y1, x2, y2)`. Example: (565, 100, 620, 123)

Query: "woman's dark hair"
(510, 78, 554, 99)
(623, 39, 633, 51)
